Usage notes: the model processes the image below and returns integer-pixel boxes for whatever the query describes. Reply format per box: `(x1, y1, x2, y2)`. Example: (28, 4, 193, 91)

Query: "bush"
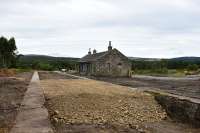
(38, 63, 54, 71)
(16, 68, 32, 73)
(153, 68, 168, 74)
(187, 64, 199, 71)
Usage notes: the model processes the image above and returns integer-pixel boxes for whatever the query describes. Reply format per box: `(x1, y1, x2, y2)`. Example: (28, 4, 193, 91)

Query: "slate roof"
(79, 51, 108, 62)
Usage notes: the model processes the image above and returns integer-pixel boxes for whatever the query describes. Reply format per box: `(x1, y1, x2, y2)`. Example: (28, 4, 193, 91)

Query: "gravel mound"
(41, 79, 166, 132)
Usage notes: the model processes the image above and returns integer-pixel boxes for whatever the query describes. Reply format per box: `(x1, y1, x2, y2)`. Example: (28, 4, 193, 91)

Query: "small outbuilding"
(79, 41, 131, 77)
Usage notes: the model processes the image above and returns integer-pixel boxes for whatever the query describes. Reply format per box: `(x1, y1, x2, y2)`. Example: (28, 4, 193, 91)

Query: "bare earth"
(39, 71, 77, 80)
(39, 72, 166, 132)
(91, 76, 200, 99)
(1, 71, 199, 133)
(0, 72, 32, 133)
(39, 72, 200, 133)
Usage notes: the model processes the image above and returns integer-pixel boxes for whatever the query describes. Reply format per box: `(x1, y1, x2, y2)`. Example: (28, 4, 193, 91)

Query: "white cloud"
(0, 0, 200, 58)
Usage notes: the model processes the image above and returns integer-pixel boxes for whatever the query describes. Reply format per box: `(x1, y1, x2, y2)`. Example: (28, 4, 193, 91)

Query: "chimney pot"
(93, 49, 97, 54)
(88, 48, 91, 55)
(108, 41, 112, 51)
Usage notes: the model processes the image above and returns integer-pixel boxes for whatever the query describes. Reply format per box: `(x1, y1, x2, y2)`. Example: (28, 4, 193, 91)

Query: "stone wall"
(94, 49, 131, 77)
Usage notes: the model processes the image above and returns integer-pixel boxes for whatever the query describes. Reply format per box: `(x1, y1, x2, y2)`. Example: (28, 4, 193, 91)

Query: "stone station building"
(79, 41, 131, 77)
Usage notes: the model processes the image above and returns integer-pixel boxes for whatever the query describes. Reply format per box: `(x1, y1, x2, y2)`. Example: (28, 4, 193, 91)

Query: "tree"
(0, 36, 8, 67)
(7, 37, 17, 67)
(0, 36, 18, 68)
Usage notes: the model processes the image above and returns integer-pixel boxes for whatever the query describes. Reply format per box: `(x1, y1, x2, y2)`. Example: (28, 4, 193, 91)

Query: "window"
(118, 63, 122, 66)
(118, 63, 122, 73)
(97, 64, 100, 71)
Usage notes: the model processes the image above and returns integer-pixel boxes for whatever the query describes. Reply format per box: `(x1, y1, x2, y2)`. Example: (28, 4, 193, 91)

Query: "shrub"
(38, 63, 54, 71)
(187, 64, 199, 71)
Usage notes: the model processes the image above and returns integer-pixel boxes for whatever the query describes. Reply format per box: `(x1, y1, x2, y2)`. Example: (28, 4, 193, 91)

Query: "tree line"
(131, 59, 200, 72)
(0, 36, 18, 68)
(1, 35, 199, 73)
(17, 55, 79, 71)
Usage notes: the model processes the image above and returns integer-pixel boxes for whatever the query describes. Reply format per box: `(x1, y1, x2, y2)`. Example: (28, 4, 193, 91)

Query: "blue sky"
(1, 0, 200, 58)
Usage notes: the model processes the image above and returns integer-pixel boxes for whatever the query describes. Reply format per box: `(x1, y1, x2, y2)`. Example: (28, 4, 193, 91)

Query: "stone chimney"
(93, 49, 97, 54)
(88, 48, 91, 55)
(108, 41, 112, 51)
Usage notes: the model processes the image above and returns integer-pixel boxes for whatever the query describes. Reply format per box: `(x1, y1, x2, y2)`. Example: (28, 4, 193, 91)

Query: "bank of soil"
(0, 72, 32, 133)
(90, 76, 200, 99)
(155, 93, 200, 127)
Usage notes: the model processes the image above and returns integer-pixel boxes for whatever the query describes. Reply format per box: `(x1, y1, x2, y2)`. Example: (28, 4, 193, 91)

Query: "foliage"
(17, 55, 79, 71)
(17, 55, 200, 74)
(131, 57, 200, 76)
(187, 64, 199, 71)
(132, 58, 200, 70)
(15, 68, 32, 73)
(0, 36, 18, 68)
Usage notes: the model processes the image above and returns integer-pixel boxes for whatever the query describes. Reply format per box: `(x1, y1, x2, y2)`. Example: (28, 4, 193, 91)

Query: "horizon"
(23, 53, 200, 59)
(1, 0, 200, 58)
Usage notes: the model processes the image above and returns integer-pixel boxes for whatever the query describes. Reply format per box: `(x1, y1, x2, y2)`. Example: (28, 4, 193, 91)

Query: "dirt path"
(0, 72, 32, 133)
(10, 71, 53, 133)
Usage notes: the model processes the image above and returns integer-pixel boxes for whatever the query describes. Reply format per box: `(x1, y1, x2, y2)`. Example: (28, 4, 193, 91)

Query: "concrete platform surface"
(10, 71, 53, 133)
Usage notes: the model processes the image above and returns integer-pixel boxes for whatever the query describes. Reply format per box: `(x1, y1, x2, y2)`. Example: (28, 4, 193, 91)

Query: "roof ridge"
(96, 51, 108, 60)
(79, 50, 108, 62)
(79, 49, 120, 62)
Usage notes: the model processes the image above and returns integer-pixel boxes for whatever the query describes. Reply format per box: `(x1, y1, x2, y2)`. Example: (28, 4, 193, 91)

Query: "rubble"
(41, 79, 167, 132)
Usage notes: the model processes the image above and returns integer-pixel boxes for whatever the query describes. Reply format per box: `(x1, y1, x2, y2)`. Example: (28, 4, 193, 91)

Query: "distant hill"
(17, 55, 200, 70)
(129, 56, 200, 62)
(19, 54, 80, 62)
(20, 55, 200, 62)
(170, 57, 200, 62)
(17, 54, 80, 70)
(128, 57, 161, 61)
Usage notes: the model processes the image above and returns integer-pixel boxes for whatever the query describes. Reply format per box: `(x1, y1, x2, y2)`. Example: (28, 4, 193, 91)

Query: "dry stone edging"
(10, 71, 53, 133)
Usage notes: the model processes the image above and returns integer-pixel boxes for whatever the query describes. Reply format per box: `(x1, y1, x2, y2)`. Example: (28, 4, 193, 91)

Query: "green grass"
(133, 69, 189, 77)
(16, 68, 32, 73)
